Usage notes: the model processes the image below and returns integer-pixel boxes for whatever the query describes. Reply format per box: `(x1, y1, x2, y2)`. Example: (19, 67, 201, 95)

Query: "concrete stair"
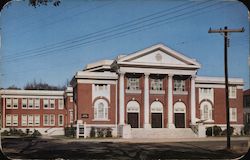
(131, 128, 197, 139)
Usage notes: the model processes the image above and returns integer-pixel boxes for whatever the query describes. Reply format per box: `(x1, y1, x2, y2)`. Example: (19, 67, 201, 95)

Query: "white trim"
(195, 76, 244, 85)
(0, 89, 64, 96)
(77, 79, 117, 84)
(195, 84, 243, 89)
(125, 89, 142, 94)
(1, 95, 64, 99)
(58, 114, 64, 126)
(117, 43, 201, 67)
(119, 67, 197, 76)
(84, 60, 113, 70)
(75, 71, 118, 79)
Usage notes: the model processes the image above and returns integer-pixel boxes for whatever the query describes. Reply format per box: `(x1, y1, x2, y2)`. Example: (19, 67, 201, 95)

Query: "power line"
(2, 1, 217, 62)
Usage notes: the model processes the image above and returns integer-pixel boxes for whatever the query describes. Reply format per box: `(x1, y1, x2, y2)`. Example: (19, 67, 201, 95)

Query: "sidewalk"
(51, 136, 250, 144)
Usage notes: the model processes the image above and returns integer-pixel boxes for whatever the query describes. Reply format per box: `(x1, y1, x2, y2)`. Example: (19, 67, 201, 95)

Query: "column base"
(144, 123, 151, 129)
(168, 123, 175, 129)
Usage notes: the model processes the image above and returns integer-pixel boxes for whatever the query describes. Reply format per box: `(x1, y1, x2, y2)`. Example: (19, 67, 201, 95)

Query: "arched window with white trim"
(200, 101, 213, 121)
(127, 101, 140, 113)
(94, 99, 108, 120)
(151, 101, 163, 113)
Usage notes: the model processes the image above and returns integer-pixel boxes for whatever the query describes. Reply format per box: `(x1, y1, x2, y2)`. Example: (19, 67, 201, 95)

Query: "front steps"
(131, 128, 197, 139)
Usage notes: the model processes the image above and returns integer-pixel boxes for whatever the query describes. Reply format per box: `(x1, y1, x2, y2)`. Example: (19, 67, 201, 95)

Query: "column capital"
(168, 74, 174, 78)
(191, 75, 196, 79)
(118, 69, 125, 76)
(144, 72, 150, 77)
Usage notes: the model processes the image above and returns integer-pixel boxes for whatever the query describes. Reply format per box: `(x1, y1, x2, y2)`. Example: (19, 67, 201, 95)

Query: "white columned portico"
(144, 73, 151, 128)
(190, 75, 196, 124)
(168, 74, 175, 129)
(119, 72, 125, 125)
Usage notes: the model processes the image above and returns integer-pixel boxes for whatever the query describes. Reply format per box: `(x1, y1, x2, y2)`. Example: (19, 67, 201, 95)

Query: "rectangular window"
(28, 115, 34, 126)
(22, 115, 27, 126)
(34, 98, 40, 109)
(50, 114, 55, 126)
(22, 98, 27, 109)
(6, 114, 12, 126)
(127, 78, 140, 90)
(247, 113, 250, 124)
(58, 99, 64, 109)
(6, 98, 12, 109)
(69, 110, 73, 123)
(13, 98, 18, 109)
(151, 79, 163, 90)
(174, 80, 185, 92)
(70, 97, 73, 102)
(43, 114, 49, 126)
(229, 86, 237, 98)
(34, 115, 40, 126)
(28, 99, 34, 109)
(12, 114, 18, 126)
(58, 115, 64, 126)
(50, 99, 55, 109)
(230, 108, 237, 122)
(43, 99, 49, 109)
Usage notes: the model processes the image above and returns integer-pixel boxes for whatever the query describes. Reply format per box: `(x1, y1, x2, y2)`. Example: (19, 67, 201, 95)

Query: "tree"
(0, 0, 60, 11)
(24, 79, 66, 90)
(6, 85, 21, 90)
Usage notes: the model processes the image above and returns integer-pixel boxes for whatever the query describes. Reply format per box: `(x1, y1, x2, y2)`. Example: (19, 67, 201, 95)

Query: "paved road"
(1, 137, 249, 159)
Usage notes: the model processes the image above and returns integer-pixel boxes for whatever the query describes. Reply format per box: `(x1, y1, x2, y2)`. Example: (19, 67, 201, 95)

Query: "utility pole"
(208, 26, 244, 149)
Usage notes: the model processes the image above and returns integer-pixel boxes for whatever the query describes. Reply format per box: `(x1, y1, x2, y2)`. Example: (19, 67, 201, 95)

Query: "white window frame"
(50, 99, 55, 109)
(58, 114, 64, 126)
(13, 98, 18, 109)
(6, 114, 12, 126)
(150, 79, 163, 91)
(58, 99, 64, 110)
(229, 86, 237, 99)
(28, 99, 34, 109)
(50, 114, 55, 126)
(127, 78, 140, 91)
(200, 102, 213, 121)
(174, 80, 185, 92)
(230, 108, 237, 122)
(34, 115, 40, 126)
(43, 114, 49, 126)
(28, 115, 34, 126)
(6, 98, 12, 109)
(12, 114, 18, 126)
(69, 110, 74, 123)
(43, 99, 49, 109)
(34, 98, 40, 109)
(22, 98, 27, 109)
(70, 97, 73, 102)
(94, 99, 109, 120)
(21, 114, 27, 126)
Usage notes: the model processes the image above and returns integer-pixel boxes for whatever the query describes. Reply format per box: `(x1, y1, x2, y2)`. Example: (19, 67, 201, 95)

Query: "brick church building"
(0, 44, 244, 137)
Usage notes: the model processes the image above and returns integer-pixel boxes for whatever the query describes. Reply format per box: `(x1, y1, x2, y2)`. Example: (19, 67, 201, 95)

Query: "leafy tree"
(0, 0, 60, 11)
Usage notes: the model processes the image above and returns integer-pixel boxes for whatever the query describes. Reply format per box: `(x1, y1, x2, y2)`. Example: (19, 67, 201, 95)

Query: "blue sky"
(0, 0, 249, 89)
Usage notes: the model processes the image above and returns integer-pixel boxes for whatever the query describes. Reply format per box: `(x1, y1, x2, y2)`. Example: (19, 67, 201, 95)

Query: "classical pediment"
(117, 44, 201, 69)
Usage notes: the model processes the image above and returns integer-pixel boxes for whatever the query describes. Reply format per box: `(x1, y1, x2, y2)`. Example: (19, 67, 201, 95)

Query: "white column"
(119, 72, 125, 125)
(168, 74, 175, 129)
(144, 73, 151, 128)
(2, 97, 5, 128)
(191, 75, 196, 124)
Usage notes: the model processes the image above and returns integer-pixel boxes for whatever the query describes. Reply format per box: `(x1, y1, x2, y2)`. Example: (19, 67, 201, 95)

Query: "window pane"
(127, 78, 139, 90)
(50, 114, 55, 126)
(13, 115, 18, 126)
(13, 98, 18, 109)
(59, 99, 64, 109)
(28, 99, 33, 108)
(22, 98, 27, 108)
(44, 115, 49, 126)
(6, 98, 12, 109)
(34, 115, 40, 126)
(28, 115, 33, 126)
(6, 115, 12, 126)
(44, 99, 49, 109)
(22, 115, 27, 126)
(50, 99, 55, 109)
(35, 99, 40, 109)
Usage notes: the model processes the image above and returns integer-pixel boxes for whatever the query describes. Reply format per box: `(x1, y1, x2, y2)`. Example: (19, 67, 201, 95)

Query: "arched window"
(94, 99, 108, 120)
(200, 101, 213, 121)
(127, 101, 140, 113)
(151, 101, 163, 113)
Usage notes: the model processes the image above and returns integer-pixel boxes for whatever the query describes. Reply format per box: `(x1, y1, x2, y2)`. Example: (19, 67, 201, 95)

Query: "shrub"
(97, 128, 104, 138)
(213, 126, 222, 136)
(206, 126, 222, 136)
(1, 130, 10, 136)
(65, 127, 76, 137)
(243, 125, 250, 135)
(90, 127, 96, 138)
(1, 128, 26, 136)
(206, 127, 212, 136)
(221, 127, 234, 136)
(105, 128, 112, 137)
(31, 129, 42, 137)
